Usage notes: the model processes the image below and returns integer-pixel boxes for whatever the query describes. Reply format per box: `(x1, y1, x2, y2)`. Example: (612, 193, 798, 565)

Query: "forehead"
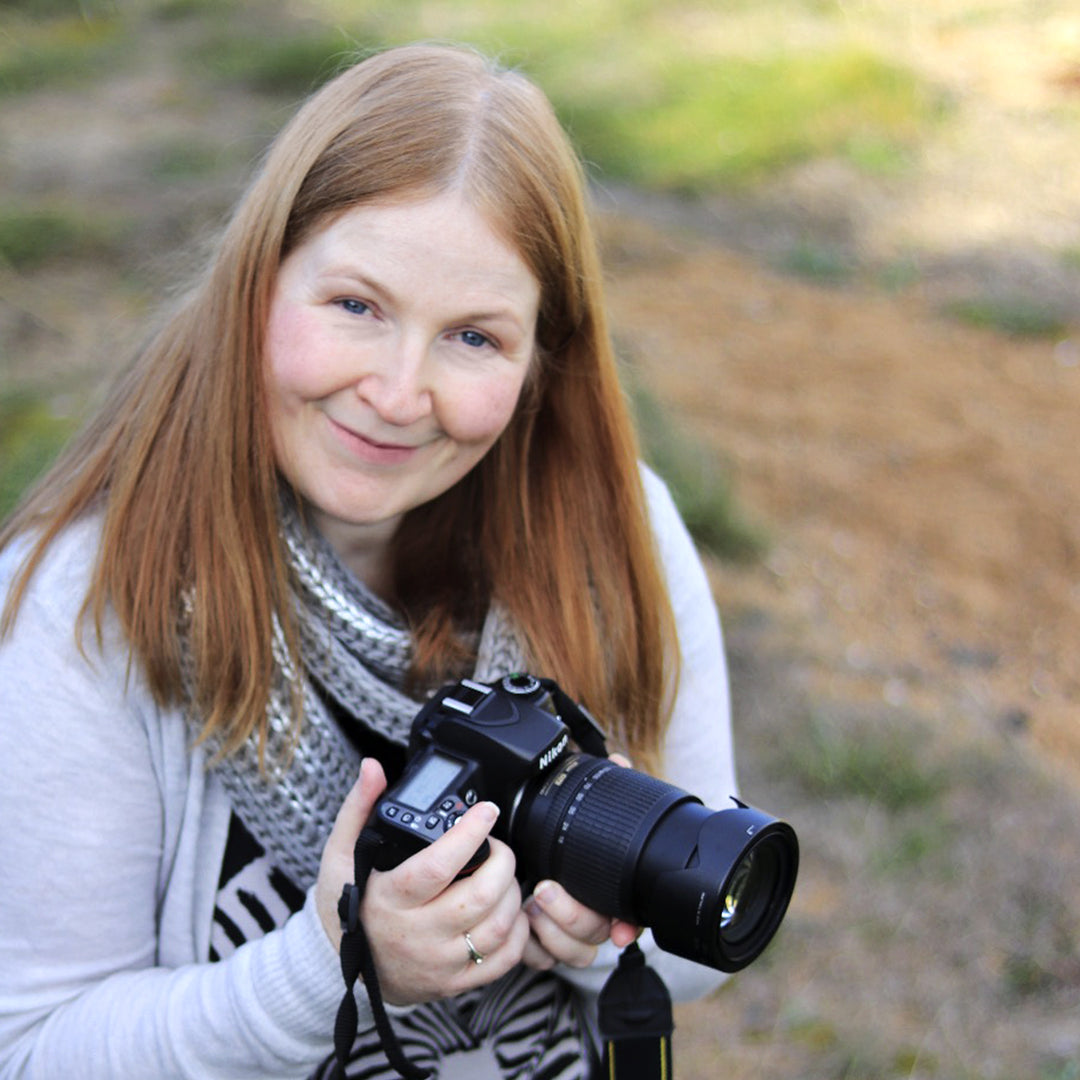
(298, 192, 537, 290)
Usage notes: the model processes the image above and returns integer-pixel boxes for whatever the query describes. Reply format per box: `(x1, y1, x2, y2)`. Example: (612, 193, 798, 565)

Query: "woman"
(0, 43, 736, 1080)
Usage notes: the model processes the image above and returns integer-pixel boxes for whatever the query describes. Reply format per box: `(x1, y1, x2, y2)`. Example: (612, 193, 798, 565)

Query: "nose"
(354, 334, 434, 427)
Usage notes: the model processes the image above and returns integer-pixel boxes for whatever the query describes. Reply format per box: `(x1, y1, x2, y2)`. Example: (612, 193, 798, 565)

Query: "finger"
(525, 905, 600, 969)
(610, 919, 643, 949)
(338, 757, 388, 843)
(388, 800, 501, 906)
(316, 757, 388, 945)
(525, 881, 613, 967)
(528, 881, 613, 945)
(521, 933, 557, 972)
(609, 752, 632, 768)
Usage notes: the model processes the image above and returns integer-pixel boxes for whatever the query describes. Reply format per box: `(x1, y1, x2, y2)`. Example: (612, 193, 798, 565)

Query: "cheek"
(264, 303, 324, 400)
(443, 373, 528, 445)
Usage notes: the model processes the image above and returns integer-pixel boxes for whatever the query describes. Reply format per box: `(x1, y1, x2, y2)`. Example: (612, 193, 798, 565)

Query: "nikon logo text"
(539, 734, 568, 771)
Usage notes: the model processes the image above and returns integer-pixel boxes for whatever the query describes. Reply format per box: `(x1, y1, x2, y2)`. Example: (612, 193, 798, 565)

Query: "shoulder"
(1, 514, 103, 626)
(0, 513, 134, 680)
(637, 462, 710, 608)
(638, 460, 681, 535)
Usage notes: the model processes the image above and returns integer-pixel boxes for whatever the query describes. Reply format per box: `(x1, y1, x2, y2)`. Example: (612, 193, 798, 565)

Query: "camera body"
(370, 673, 799, 973)
(370, 673, 584, 873)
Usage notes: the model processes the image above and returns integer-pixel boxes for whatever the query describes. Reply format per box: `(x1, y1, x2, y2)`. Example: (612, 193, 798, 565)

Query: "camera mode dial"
(501, 673, 541, 695)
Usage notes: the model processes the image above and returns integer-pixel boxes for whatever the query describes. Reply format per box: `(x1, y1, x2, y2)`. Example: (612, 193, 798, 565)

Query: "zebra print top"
(210, 813, 596, 1080)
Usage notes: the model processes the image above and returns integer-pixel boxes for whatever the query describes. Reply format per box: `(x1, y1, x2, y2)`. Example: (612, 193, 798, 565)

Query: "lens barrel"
(514, 755, 798, 972)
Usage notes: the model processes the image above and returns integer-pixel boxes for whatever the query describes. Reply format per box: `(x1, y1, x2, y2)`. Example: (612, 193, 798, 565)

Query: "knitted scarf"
(212, 492, 526, 890)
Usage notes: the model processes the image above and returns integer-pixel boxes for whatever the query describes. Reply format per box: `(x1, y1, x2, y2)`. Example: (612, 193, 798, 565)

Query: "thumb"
(316, 757, 388, 947)
(331, 756, 388, 848)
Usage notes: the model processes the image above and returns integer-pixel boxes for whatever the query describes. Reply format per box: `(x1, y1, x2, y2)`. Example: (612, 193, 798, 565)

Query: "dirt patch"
(600, 210, 1080, 787)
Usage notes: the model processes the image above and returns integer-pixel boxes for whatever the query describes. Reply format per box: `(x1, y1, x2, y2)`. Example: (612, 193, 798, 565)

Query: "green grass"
(944, 297, 1068, 339)
(555, 46, 937, 192)
(189, 27, 371, 96)
(779, 240, 856, 286)
(0, 391, 78, 521)
(0, 203, 129, 269)
(780, 709, 947, 812)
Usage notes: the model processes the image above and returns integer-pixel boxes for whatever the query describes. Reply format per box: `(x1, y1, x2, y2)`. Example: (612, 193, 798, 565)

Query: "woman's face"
(264, 190, 540, 578)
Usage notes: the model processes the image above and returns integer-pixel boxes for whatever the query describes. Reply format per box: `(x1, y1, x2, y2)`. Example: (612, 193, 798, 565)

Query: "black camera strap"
(333, 683, 669, 1080)
(334, 832, 676, 1080)
(334, 827, 431, 1080)
(597, 942, 675, 1080)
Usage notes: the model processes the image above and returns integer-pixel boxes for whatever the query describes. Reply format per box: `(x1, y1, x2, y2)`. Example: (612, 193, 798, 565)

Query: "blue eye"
(459, 329, 492, 349)
(339, 298, 370, 316)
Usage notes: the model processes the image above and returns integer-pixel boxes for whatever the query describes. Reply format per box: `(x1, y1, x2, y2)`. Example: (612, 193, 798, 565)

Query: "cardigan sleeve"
(555, 464, 738, 1005)
(0, 527, 349, 1080)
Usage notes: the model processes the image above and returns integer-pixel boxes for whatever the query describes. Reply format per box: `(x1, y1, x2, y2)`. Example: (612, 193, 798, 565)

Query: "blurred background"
(2, 2, 1079, 1077)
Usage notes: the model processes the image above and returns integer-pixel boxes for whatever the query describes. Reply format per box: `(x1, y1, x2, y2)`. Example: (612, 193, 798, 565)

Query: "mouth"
(326, 415, 424, 464)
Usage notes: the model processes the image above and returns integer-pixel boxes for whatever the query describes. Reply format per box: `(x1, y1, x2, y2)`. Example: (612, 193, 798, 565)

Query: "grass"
(0, 13, 128, 95)
(944, 297, 1068, 338)
(777, 707, 947, 812)
(189, 28, 367, 96)
(554, 46, 937, 192)
(0, 390, 79, 521)
(0, 203, 129, 269)
(779, 240, 856, 286)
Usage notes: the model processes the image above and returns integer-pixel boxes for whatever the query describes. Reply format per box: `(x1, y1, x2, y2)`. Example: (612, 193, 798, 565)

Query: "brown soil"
(601, 209, 1080, 788)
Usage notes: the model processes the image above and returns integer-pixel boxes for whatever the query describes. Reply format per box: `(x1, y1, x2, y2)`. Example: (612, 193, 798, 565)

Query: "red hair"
(1, 44, 677, 771)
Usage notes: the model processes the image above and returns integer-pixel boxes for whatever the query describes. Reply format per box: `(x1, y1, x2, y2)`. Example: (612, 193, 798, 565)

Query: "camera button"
(444, 813, 461, 830)
(440, 798, 456, 812)
(400, 812, 414, 825)
(384, 806, 399, 819)
(426, 815, 440, 830)
(464, 790, 478, 806)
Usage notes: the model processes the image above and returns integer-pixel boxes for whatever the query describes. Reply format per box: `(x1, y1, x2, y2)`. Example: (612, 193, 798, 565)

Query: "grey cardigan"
(0, 469, 735, 1079)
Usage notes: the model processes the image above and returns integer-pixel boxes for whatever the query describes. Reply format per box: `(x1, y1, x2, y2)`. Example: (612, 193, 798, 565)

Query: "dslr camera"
(370, 673, 798, 972)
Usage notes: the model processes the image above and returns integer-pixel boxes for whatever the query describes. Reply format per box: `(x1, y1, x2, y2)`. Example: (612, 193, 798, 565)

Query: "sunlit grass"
(554, 47, 937, 191)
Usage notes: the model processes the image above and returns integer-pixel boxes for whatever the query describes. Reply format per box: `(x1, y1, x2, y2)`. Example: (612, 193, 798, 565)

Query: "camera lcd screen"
(396, 752, 464, 811)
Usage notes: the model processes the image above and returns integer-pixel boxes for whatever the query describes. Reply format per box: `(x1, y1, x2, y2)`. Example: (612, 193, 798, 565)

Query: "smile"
(325, 415, 426, 465)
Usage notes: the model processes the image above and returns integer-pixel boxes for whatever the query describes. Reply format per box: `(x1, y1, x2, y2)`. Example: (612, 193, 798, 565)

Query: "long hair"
(0, 44, 677, 771)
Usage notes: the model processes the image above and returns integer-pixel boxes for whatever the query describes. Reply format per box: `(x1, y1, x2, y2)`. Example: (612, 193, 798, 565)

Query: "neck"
(312, 513, 399, 598)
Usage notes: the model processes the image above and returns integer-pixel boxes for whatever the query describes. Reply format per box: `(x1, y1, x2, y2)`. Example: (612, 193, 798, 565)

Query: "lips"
(325, 414, 427, 465)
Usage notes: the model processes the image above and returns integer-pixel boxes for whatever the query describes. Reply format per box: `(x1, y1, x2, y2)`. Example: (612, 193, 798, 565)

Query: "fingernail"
(478, 801, 500, 826)
(533, 880, 556, 907)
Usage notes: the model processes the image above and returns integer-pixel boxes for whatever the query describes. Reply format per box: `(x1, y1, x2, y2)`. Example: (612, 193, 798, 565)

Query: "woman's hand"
(521, 751, 641, 970)
(521, 881, 641, 970)
(316, 757, 531, 1005)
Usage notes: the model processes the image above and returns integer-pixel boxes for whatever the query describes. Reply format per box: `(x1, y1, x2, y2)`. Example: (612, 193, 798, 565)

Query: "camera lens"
(718, 840, 782, 949)
(513, 755, 798, 972)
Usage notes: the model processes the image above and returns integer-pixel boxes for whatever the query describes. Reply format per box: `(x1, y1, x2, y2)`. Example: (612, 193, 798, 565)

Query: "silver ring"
(463, 931, 485, 965)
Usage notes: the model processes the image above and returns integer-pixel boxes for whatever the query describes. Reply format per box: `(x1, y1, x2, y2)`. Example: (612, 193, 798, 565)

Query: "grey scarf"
(211, 496, 526, 888)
